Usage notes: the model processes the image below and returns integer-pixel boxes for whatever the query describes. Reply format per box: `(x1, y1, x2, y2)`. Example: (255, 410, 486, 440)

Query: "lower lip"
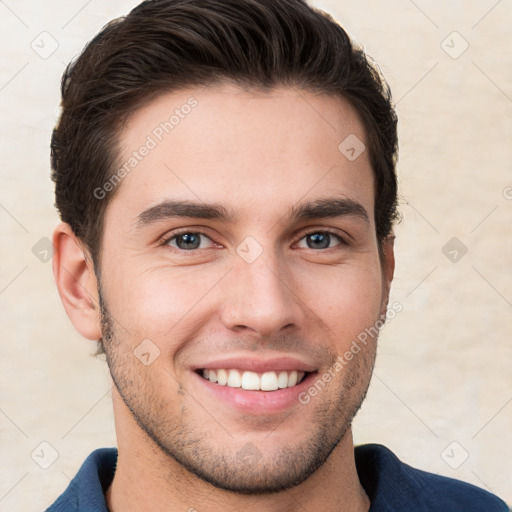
(193, 371, 317, 415)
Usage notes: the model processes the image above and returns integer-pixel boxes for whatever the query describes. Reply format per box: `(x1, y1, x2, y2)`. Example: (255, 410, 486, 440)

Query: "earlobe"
(52, 222, 102, 341)
(380, 234, 396, 315)
(383, 234, 396, 286)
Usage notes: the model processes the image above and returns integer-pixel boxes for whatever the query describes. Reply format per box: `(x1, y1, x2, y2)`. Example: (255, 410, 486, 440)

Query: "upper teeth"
(202, 369, 305, 391)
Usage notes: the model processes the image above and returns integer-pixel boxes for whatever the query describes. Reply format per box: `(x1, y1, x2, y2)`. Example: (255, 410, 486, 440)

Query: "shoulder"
(355, 444, 509, 512)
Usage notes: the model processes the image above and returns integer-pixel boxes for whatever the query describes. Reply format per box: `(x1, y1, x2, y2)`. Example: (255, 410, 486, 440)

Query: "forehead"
(108, 85, 374, 226)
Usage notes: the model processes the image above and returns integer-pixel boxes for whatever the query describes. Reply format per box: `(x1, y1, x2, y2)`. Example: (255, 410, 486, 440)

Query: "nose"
(218, 248, 304, 338)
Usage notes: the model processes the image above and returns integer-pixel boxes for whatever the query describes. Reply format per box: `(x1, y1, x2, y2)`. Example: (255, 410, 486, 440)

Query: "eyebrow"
(289, 197, 369, 224)
(135, 196, 369, 229)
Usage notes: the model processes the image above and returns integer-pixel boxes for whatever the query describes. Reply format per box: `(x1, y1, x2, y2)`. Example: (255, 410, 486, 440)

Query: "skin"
(53, 85, 394, 512)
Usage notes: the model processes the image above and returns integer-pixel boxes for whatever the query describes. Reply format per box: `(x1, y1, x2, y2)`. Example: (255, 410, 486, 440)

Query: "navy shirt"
(46, 444, 508, 511)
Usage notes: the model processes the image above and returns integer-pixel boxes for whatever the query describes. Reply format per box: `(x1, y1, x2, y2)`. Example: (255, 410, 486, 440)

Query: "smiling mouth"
(198, 369, 310, 391)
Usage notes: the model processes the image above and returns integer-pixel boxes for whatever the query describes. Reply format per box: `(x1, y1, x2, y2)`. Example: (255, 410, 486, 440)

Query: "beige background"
(1, 0, 511, 509)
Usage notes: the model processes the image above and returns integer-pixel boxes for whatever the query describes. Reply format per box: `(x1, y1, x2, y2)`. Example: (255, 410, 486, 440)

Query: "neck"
(106, 393, 369, 512)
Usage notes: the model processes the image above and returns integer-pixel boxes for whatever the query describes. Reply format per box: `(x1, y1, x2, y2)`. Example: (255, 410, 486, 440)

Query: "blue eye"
(298, 231, 343, 250)
(163, 230, 345, 252)
(167, 232, 214, 250)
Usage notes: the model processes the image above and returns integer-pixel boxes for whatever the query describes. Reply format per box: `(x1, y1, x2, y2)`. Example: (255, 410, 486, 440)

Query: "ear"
(52, 222, 102, 340)
(379, 234, 395, 315)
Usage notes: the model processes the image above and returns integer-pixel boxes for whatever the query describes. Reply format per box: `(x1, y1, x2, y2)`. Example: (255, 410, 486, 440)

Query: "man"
(46, 0, 508, 510)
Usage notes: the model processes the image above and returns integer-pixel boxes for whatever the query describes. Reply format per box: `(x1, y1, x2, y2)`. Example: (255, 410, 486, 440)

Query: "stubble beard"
(98, 291, 376, 494)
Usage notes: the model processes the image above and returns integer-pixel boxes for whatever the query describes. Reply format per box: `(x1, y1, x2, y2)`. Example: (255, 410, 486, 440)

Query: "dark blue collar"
(46, 444, 508, 511)
(45, 448, 116, 511)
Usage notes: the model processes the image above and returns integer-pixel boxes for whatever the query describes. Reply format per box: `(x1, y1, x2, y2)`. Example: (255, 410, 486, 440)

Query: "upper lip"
(192, 356, 318, 373)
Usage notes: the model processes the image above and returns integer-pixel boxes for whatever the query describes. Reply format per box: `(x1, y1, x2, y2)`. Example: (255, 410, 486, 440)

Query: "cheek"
(102, 250, 384, 353)
(299, 262, 384, 344)
(103, 262, 229, 342)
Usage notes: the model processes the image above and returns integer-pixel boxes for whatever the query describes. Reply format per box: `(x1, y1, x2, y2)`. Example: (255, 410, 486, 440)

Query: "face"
(97, 85, 393, 493)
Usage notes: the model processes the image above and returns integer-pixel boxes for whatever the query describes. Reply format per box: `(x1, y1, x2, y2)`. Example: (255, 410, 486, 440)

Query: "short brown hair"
(51, 0, 399, 267)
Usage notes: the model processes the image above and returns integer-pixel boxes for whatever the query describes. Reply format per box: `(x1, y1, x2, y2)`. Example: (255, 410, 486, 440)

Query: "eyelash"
(160, 228, 347, 252)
